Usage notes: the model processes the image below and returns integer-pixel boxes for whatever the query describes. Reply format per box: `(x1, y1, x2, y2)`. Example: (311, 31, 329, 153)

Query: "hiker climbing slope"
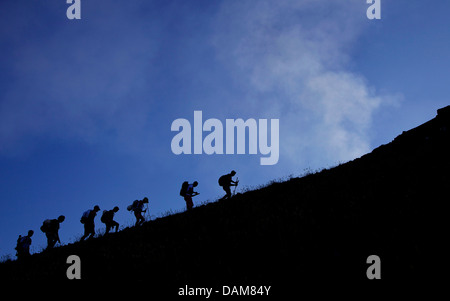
(218, 170, 239, 200)
(40, 215, 65, 250)
(101, 206, 120, 234)
(15, 230, 34, 260)
(127, 197, 149, 226)
(180, 181, 199, 210)
(80, 205, 100, 241)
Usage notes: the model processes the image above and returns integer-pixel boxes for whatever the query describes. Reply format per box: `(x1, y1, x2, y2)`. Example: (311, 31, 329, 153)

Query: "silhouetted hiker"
(40, 215, 65, 250)
(127, 197, 149, 226)
(101, 206, 120, 234)
(180, 181, 199, 210)
(15, 230, 34, 260)
(80, 205, 100, 241)
(218, 170, 238, 200)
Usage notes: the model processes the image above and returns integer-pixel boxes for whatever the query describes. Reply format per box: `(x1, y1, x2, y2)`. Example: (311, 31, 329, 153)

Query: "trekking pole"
(233, 177, 239, 196)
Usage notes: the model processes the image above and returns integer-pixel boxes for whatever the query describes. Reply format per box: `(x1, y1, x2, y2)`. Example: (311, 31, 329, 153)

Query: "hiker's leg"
(80, 229, 87, 241)
(46, 234, 52, 249)
(224, 186, 231, 199)
(135, 212, 144, 226)
(90, 224, 96, 238)
(81, 223, 92, 241)
(134, 212, 140, 226)
(112, 221, 119, 232)
(47, 234, 56, 249)
(185, 196, 193, 210)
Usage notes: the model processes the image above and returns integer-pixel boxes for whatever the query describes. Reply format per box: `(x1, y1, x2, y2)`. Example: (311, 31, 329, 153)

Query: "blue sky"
(1, 0, 449, 258)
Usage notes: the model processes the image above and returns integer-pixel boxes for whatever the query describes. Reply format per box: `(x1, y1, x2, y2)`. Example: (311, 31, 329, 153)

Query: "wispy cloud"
(212, 0, 401, 167)
(0, 0, 401, 168)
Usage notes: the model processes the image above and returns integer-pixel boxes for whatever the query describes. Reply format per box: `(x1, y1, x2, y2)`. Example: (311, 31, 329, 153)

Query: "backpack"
(40, 219, 52, 233)
(80, 210, 91, 224)
(15, 236, 31, 252)
(218, 175, 227, 187)
(15, 235, 23, 252)
(180, 181, 189, 196)
(100, 210, 108, 223)
(127, 200, 139, 212)
(101, 209, 115, 223)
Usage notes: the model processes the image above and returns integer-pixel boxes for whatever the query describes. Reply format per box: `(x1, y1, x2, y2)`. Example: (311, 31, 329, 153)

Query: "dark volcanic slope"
(2, 106, 449, 284)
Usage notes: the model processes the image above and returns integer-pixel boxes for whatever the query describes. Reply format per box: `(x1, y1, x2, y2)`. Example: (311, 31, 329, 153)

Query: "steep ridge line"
(1, 106, 449, 283)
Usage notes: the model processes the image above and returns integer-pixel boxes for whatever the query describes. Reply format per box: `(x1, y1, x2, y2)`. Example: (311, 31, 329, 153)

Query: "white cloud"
(0, 0, 401, 167)
(212, 0, 401, 168)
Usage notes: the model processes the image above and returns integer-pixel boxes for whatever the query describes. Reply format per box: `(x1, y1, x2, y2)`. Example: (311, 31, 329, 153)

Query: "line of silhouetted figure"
(14, 170, 239, 260)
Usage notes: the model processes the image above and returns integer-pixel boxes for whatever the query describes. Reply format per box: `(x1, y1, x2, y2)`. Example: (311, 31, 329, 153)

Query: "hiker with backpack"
(180, 181, 199, 210)
(40, 215, 65, 250)
(80, 205, 100, 241)
(218, 170, 239, 200)
(15, 230, 34, 260)
(101, 206, 120, 234)
(127, 197, 149, 226)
